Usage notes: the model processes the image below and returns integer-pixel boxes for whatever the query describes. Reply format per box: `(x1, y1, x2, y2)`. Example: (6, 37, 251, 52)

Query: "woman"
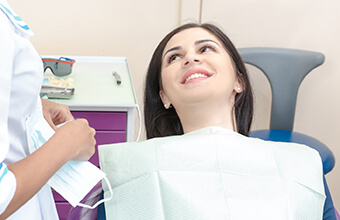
(144, 23, 252, 139)
(0, 1, 96, 219)
(143, 23, 336, 219)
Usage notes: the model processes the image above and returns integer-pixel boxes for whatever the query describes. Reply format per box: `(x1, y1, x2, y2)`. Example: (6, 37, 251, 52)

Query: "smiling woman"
(140, 23, 337, 219)
(144, 23, 253, 139)
(159, 27, 243, 135)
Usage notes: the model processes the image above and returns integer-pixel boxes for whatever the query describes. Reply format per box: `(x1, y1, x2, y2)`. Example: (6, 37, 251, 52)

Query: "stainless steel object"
(112, 71, 121, 85)
(40, 85, 75, 99)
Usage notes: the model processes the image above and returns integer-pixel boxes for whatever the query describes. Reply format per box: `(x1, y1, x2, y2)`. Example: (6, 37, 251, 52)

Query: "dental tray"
(40, 85, 75, 99)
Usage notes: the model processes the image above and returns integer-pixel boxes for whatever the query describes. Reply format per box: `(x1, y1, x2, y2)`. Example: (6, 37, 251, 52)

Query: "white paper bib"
(99, 126, 325, 220)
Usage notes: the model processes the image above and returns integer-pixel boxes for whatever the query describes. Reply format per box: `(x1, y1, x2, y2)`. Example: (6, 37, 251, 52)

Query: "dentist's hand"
(3, 119, 96, 219)
(51, 118, 96, 161)
(41, 98, 74, 130)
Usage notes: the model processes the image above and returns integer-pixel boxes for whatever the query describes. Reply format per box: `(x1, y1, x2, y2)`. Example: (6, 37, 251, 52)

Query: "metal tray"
(40, 85, 75, 99)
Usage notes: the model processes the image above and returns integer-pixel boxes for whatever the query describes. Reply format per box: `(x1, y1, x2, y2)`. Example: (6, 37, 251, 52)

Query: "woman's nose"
(183, 53, 202, 66)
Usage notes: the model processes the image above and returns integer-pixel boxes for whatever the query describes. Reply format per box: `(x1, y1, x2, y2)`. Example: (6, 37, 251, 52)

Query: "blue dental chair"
(238, 47, 335, 174)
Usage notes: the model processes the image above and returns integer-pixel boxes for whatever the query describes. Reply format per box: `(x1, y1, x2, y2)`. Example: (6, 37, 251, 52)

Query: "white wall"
(11, 0, 339, 209)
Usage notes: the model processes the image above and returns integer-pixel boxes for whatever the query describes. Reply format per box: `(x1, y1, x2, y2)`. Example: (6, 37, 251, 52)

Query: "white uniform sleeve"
(0, 163, 16, 214)
(0, 8, 17, 215)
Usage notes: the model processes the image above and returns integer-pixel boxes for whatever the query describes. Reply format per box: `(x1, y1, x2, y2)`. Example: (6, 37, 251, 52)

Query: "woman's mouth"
(181, 68, 212, 84)
(184, 73, 208, 83)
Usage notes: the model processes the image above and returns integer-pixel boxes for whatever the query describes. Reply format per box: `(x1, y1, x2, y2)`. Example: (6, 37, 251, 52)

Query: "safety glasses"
(42, 57, 76, 77)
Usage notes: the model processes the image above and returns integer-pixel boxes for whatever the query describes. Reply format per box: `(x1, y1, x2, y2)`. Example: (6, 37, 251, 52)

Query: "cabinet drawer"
(55, 201, 98, 220)
(71, 111, 127, 131)
(55, 202, 72, 220)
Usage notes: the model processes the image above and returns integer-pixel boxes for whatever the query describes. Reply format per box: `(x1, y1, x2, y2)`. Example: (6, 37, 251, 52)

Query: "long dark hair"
(144, 23, 253, 139)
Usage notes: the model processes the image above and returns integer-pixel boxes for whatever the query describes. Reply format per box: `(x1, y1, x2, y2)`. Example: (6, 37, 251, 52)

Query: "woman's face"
(159, 27, 241, 109)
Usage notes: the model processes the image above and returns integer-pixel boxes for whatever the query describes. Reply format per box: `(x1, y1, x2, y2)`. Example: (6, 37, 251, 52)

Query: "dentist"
(0, 1, 96, 219)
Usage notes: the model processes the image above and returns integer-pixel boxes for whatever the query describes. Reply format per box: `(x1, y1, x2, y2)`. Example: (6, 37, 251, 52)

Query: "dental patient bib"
(99, 126, 325, 220)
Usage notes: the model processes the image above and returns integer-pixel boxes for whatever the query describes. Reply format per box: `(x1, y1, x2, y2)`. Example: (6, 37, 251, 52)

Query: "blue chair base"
(250, 129, 335, 174)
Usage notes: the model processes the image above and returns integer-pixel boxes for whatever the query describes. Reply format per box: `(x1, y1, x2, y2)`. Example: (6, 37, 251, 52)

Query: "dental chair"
(238, 47, 338, 219)
(237, 47, 335, 174)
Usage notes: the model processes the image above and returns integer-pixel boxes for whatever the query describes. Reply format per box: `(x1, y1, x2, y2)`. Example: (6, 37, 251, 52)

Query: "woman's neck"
(175, 101, 236, 134)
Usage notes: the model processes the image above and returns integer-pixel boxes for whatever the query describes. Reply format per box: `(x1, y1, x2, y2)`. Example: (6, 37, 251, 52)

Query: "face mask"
(25, 105, 113, 208)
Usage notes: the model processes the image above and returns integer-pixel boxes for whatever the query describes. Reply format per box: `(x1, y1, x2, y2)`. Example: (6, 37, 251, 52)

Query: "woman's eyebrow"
(195, 39, 220, 46)
(163, 39, 220, 59)
(163, 46, 182, 59)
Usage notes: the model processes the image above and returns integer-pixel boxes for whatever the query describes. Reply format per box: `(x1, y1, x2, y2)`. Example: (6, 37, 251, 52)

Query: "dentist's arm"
(0, 119, 96, 219)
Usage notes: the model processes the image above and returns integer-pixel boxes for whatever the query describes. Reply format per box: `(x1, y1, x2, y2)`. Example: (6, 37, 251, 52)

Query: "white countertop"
(43, 56, 138, 111)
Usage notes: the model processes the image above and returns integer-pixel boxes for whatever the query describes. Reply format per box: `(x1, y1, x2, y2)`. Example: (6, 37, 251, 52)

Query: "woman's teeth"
(184, 73, 208, 83)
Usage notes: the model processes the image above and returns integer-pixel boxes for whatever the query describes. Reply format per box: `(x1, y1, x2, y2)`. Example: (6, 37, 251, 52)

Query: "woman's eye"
(200, 45, 215, 53)
(168, 54, 181, 63)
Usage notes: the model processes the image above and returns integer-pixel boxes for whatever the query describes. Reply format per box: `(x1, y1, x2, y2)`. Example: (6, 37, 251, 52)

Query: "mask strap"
(76, 176, 113, 209)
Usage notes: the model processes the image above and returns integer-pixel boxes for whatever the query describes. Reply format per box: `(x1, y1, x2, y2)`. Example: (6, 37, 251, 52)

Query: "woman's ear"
(234, 81, 243, 93)
(234, 85, 243, 93)
(234, 73, 245, 93)
(159, 90, 172, 109)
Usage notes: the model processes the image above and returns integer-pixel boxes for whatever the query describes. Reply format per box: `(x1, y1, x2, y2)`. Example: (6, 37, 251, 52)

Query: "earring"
(237, 87, 241, 92)
(164, 103, 172, 109)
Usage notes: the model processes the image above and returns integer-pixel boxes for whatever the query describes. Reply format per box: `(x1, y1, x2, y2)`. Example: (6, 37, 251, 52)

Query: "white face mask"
(25, 105, 113, 208)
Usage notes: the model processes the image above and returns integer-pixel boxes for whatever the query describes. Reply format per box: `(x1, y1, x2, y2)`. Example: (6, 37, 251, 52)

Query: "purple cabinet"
(71, 112, 127, 131)
(54, 111, 127, 219)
